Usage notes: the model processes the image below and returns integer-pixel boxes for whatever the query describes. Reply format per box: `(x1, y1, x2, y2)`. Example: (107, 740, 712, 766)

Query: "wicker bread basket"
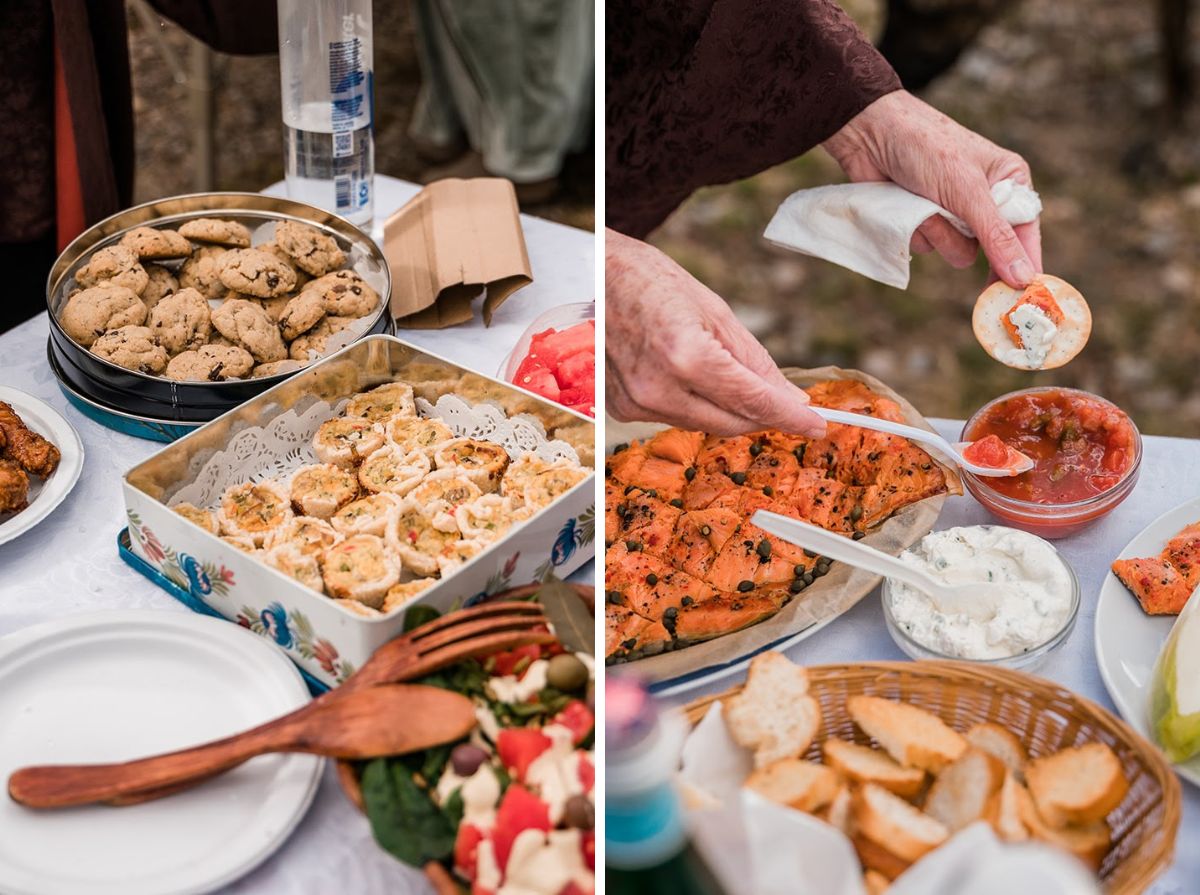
(684, 660, 1180, 895)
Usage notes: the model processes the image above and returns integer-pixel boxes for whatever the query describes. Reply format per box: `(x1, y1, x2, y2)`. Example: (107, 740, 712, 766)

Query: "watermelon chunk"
(492, 784, 551, 869)
(554, 351, 595, 391)
(531, 321, 594, 368)
(578, 754, 594, 793)
(554, 700, 594, 745)
(515, 367, 561, 403)
(497, 728, 553, 781)
(454, 823, 486, 880)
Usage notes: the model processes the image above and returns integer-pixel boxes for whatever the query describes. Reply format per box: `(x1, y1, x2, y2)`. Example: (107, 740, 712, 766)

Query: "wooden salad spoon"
(107, 600, 554, 806)
(9, 683, 476, 810)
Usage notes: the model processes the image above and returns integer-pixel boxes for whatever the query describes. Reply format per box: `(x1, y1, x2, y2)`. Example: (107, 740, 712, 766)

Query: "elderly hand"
(824, 90, 1042, 288)
(606, 230, 826, 437)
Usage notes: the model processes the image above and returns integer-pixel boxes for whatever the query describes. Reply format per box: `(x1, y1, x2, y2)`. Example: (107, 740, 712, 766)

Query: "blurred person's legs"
(410, 0, 594, 200)
(0, 235, 57, 335)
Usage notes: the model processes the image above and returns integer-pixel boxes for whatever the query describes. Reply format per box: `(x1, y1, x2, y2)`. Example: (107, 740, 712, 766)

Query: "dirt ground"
(649, 0, 1200, 437)
(126, 2, 595, 231)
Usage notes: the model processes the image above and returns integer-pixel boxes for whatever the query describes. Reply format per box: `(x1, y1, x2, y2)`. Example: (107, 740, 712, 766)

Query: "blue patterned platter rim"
(117, 527, 330, 695)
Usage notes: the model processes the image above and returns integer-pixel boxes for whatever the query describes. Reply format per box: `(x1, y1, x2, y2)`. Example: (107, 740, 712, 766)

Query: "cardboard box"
(383, 178, 533, 328)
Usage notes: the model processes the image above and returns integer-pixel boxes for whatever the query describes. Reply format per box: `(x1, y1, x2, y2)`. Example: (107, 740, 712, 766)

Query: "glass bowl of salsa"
(960, 387, 1142, 538)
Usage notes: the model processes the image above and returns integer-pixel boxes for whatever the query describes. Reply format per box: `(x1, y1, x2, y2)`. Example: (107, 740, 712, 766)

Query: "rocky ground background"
(126, 2, 595, 230)
(649, 0, 1200, 437)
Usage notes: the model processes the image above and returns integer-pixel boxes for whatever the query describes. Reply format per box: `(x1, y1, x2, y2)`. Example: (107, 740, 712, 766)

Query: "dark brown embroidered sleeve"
(606, 0, 901, 238)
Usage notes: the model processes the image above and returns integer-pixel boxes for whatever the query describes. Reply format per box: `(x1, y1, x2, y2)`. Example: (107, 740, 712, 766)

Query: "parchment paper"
(605, 366, 963, 684)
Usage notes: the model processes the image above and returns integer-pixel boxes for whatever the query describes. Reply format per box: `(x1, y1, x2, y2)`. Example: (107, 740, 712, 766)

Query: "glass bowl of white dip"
(881, 525, 1080, 672)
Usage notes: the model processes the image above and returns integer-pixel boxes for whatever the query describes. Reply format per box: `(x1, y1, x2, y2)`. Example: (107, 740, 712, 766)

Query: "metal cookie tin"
(46, 192, 393, 433)
(121, 334, 596, 688)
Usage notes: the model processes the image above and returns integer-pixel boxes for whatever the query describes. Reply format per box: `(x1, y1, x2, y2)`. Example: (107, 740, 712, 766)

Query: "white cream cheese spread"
(1000, 302, 1058, 368)
(887, 525, 1074, 659)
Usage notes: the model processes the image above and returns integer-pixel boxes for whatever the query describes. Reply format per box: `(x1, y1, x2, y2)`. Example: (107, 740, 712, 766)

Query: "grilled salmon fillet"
(1112, 521, 1200, 615)
(605, 379, 950, 663)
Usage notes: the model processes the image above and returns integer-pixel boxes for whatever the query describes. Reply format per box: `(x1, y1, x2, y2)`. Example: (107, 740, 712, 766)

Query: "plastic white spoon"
(806, 406, 1033, 478)
(751, 510, 1002, 621)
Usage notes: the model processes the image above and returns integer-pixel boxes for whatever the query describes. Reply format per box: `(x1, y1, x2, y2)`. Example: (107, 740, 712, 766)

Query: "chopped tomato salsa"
(962, 434, 1012, 468)
(1002, 282, 1064, 348)
(966, 389, 1136, 504)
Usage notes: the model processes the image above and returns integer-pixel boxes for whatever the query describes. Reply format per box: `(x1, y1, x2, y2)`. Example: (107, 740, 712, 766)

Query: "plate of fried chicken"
(0, 387, 83, 547)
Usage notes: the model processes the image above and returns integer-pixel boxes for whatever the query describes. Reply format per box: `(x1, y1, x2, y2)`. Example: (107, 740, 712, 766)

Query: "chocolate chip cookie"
(119, 226, 193, 260)
(178, 217, 252, 248)
(252, 359, 305, 378)
(60, 285, 148, 347)
(288, 315, 355, 361)
(277, 289, 325, 340)
(90, 325, 169, 374)
(165, 344, 255, 381)
(148, 287, 212, 354)
(140, 263, 179, 312)
(178, 246, 230, 301)
(258, 241, 311, 289)
(75, 245, 149, 295)
(302, 269, 379, 317)
(217, 248, 297, 298)
(211, 298, 287, 363)
(274, 220, 346, 276)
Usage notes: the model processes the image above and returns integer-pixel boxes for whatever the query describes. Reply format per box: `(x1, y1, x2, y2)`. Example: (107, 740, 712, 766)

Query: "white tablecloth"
(663, 418, 1200, 892)
(0, 175, 594, 894)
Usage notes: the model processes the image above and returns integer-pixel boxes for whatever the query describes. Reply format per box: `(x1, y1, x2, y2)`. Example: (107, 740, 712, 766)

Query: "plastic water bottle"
(277, 0, 374, 226)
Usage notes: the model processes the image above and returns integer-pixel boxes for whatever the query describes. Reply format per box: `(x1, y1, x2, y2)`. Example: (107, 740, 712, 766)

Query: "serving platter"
(0, 610, 321, 895)
(0, 387, 85, 548)
(605, 366, 961, 696)
(1095, 494, 1200, 787)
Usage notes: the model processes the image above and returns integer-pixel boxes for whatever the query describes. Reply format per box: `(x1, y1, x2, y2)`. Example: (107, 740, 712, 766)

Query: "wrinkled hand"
(606, 230, 825, 437)
(824, 90, 1042, 288)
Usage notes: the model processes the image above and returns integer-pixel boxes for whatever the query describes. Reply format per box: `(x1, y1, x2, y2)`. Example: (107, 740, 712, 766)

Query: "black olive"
(853, 531, 866, 540)
(564, 794, 595, 830)
(756, 539, 771, 559)
(681, 596, 694, 607)
(730, 472, 747, 485)
(450, 743, 489, 777)
(646, 573, 658, 586)
(737, 580, 754, 592)
(684, 466, 696, 481)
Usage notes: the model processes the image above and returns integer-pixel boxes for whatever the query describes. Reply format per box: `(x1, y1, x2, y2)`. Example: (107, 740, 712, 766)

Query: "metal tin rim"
(45, 191, 393, 389)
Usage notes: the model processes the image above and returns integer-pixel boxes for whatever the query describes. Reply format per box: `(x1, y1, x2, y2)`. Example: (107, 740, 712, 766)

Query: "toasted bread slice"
(924, 747, 1006, 832)
(745, 758, 841, 813)
(1025, 742, 1129, 827)
(1015, 777, 1110, 870)
(847, 695, 967, 773)
(725, 652, 820, 768)
(994, 771, 1030, 842)
(966, 723, 1028, 779)
(853, 782, 949, 864)
(823, 738, 925, 798)
(863, 869, 891, 895)
(819, 785, 854, 835)
(851, 834, 911, 882)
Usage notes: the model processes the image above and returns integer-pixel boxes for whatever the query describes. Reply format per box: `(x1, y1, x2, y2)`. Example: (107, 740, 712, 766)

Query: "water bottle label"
(328, 18, 369, 156)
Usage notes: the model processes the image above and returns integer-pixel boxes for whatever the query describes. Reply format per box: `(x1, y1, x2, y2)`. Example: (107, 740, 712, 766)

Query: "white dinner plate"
(0, 386, 85, 547)
(1095, 495, 1200, 787)
(0, 611, 322, 895)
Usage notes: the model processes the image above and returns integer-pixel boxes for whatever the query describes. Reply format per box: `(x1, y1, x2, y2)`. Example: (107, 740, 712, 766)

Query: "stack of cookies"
(57, 217, 381, 381)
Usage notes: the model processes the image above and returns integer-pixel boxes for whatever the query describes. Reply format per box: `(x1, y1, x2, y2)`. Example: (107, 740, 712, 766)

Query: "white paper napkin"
(677, 702, 1101, 895)
(763, 178, 1042, 289)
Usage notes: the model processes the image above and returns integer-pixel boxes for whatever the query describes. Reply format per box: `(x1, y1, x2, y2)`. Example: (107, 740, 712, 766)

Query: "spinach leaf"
(403, 604, 441, 633)
(361, 757, 457, 867)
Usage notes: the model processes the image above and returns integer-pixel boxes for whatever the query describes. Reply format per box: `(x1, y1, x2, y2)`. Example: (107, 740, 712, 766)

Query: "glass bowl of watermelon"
(501, 302, 595, 418)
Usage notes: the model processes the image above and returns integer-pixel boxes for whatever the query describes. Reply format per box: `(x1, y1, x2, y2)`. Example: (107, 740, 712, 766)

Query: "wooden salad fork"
(9, 684, 476, 809)
(9, 601, 554, 809)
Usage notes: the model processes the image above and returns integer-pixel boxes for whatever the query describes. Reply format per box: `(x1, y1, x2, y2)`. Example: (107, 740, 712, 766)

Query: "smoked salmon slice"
(1112, 520, 1200, 615)
(604, 378, 951, 662)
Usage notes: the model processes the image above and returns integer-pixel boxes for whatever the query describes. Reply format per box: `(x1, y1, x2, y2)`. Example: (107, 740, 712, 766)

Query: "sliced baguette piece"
(924, 747, 1006, 832)
(1025, 742, 1129, 827)
(819, 785, 853, 836)
(725, 652, 820, 768)
(994, 770, 1030, 842)
(853, 782, 949, 864)
(966, 722, 1028, 779)
(847, 695, 967, 773)
(823, 738, 925, 798)
(863, 869, 891, 895)
(745, 758, 841, 813)
(851, 834, 911, 882)
(1015, 777, 1110, 870)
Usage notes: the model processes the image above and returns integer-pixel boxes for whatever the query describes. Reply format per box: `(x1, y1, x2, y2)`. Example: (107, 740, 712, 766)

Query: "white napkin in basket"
(677, 702, 1100, 895)
(763, 177, 1041, 289)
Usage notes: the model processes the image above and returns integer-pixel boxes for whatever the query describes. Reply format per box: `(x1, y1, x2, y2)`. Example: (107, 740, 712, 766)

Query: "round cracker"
(972, 274, 1091, 371)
